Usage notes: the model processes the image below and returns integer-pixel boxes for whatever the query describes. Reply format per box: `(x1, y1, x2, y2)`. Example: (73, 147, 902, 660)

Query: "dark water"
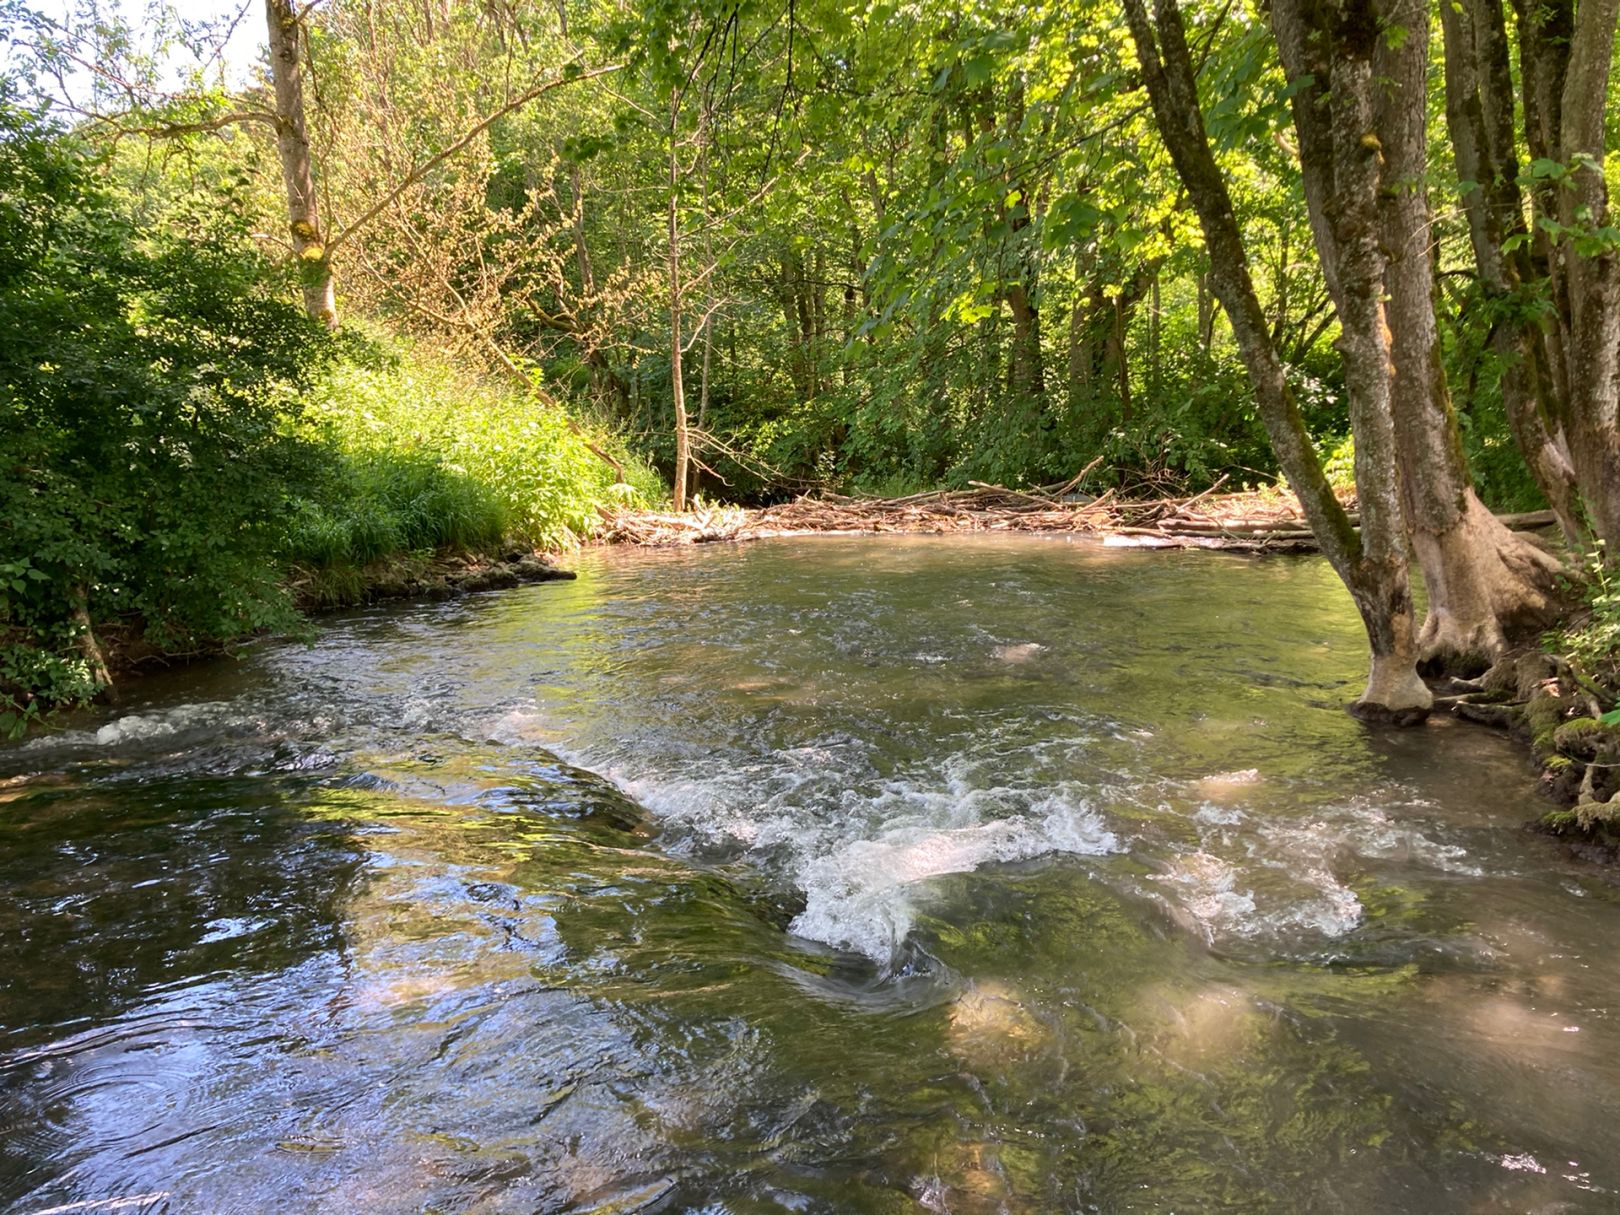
(2, 536, 1616, 1214)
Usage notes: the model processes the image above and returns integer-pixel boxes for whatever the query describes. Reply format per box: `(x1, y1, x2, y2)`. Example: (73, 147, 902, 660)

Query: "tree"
(265, 0, 335, 326)
(1439, 0, 1620, 551)
(18, 0, 615, 331)
(1123, 0, 1431, 720)
(1308, 0, 1561, 670)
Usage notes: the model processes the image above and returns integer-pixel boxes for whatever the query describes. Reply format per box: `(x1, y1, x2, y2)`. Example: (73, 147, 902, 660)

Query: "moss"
(1552, 717, 1620, 760)
(1536, 798, 1620, 850)
(1483, 650, 1558, 701)
(1574, 800, 1620, 834)
(1523, 687, 1573, 761)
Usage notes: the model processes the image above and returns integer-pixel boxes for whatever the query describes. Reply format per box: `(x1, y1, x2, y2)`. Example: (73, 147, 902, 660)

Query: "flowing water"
(3, 536, 1618, 1214)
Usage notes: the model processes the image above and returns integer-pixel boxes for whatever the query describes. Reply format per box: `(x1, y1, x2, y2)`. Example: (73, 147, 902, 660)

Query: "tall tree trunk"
(1478, 0, 1620, 544)
(1109, 294, 1132, 425)
(1148, 271, 1161, 396)
(1375, 0, 1563, 671)
(1124, 0, 1430, 721)
(668, 97, 691, 513)
(1440, 0, 1582, 541)
(1069, 250, 1100, 405)
(1553, 0, 1620, 542)
(1196, 267, 1215, 353)
(774, 250, 816, 401)
(265, 0, 337, 327)
(1007, 282, 1045, 401)
(1514, 0, 1574, 407)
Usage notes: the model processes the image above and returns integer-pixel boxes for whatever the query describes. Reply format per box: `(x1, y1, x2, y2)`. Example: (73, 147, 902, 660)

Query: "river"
(2, 536, 1616, 1213)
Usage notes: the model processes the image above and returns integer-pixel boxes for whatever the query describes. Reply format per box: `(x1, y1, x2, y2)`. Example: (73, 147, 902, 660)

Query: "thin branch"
(329, 62, 624, 252)
(106, 107, 281, 138)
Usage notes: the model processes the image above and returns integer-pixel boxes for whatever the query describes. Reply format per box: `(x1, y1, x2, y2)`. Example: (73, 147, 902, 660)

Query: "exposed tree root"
(1440, 648, 1620, 857)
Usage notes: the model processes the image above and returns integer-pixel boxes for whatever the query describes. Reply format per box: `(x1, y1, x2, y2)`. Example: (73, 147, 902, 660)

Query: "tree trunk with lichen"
(265, 0, 337, 327)
(1123, 0, 1430, 722)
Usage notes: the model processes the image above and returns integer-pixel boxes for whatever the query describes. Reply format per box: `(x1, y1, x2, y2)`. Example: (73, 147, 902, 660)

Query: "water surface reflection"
(2, 536, 1614, 1212)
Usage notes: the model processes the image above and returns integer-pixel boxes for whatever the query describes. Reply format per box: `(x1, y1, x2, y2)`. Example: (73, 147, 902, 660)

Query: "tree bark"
(1124, 0, 1430, 721)
(1440, 0, 1582, 541)
(1375, 0, 1563, 672)
(1553, 0, 1620, 542)
(1110, 293, 1132, 425)
(265, 0, 337, 327)
(1196, 267, 1215, 352)
(668, 95, 691, 513)
(1006, 281, 1045, 401)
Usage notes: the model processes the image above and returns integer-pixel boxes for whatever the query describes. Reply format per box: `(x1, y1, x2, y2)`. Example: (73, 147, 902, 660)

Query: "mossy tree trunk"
(265, 0, 337, 328)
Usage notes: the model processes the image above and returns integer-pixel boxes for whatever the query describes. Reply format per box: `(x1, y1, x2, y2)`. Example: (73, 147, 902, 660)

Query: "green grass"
(285, 344, 663, 589)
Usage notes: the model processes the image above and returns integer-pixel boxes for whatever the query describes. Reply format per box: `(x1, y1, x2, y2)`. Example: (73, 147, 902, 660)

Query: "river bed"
(2, 536, 1616, 1213)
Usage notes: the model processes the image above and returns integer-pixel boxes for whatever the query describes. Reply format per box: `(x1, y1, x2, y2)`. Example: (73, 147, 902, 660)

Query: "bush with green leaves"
(0, 99, 662, 730)
(1552, 541, 1620, 694)
(0, 94, 334, 729)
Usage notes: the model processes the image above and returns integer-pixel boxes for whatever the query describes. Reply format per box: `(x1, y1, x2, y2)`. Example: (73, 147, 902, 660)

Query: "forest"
(15, 2, 1620, 1209)
(3, 0, 1620, 733)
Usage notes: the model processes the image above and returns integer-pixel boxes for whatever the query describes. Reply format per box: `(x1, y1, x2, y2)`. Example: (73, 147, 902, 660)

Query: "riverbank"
(1, 332, 654, 736)
(1445, 649, 1620, 858)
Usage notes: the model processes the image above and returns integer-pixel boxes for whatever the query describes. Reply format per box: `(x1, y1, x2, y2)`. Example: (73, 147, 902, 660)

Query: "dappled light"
(7, 0, 1620, 1208)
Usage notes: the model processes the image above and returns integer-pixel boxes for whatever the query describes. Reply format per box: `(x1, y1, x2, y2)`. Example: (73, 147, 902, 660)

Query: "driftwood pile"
(597, 469, 1558, 552)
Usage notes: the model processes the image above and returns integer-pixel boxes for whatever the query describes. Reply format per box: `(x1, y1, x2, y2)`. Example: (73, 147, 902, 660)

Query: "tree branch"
(328, 62, 624, 253)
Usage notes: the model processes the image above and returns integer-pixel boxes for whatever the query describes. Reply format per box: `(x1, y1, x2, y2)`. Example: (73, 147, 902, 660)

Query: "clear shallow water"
(2, 535, 1617, 1213)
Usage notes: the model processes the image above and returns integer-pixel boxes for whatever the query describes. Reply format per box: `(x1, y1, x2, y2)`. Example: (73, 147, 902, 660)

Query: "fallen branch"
(596, 480, 1561, 554)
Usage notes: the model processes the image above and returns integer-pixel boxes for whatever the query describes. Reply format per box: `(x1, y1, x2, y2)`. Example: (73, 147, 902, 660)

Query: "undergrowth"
(284, 340, 660, 604)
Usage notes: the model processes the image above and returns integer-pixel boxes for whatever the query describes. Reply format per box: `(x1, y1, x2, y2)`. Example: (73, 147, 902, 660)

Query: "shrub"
(0, 96, 330, 728)
(0, 100, 661, 729)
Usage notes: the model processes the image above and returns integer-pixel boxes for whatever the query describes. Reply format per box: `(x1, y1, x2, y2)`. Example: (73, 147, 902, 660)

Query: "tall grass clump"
(285, 341, 661, 584)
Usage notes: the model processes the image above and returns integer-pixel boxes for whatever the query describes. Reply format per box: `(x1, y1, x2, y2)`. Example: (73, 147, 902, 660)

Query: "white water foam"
(791, 793, 1117, 961)
(480, 706, 1117, 963)
(20, 701, 243, 751)
(1155, 847, 1364, 943)
(1164, 774, 1488, 944)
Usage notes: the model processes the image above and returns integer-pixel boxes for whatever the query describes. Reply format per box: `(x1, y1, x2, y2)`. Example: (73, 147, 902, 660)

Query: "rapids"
(2, 536, 1617, 1212)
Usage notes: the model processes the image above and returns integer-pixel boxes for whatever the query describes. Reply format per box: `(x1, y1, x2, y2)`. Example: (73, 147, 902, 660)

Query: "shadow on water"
(2, 536, 1618, 1212)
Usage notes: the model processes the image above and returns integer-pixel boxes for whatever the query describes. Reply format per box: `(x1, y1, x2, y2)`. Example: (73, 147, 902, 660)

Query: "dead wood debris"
(597, 471, 1558, 552)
